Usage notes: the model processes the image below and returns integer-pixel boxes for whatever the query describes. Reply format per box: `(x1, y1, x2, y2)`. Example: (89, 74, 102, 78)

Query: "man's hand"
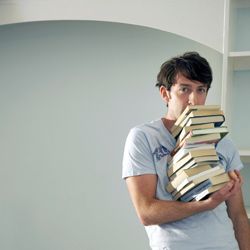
(205, 170, 243, 210)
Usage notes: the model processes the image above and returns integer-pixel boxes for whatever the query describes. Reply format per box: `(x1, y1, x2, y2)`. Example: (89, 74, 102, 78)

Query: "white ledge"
(0, 0, 225, 52)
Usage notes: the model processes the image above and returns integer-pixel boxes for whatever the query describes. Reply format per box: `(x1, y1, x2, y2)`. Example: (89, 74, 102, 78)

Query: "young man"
(122, 52, 250, 249)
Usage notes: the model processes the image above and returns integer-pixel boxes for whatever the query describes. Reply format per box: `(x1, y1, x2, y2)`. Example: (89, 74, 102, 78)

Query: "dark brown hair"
(156, 52, 213, 90)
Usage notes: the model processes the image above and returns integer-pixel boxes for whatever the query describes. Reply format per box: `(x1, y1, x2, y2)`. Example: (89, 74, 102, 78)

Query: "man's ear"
(159, 86, 171, 104)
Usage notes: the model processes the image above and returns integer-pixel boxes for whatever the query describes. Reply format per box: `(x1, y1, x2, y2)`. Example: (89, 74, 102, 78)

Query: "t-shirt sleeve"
(122, 127, 156, 179)
(216, 137, 244, 171)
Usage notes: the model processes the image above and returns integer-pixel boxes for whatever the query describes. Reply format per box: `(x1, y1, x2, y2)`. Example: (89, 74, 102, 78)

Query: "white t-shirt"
(122, 119, 244, 250)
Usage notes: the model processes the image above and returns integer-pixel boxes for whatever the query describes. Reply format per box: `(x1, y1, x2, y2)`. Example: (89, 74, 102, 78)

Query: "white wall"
(0, 0, 225, 52)
(0, 21, 222, 250)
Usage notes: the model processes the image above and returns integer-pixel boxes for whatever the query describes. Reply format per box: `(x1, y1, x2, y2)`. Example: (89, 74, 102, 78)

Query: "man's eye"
(180, 87, 189, 93)
(198, 88, 207, 93)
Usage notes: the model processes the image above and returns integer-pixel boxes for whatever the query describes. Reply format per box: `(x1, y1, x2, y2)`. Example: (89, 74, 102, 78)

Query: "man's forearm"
(139, 198, 213, 226)
(232, 215, 250, 250)
(127, 174, 238, 226)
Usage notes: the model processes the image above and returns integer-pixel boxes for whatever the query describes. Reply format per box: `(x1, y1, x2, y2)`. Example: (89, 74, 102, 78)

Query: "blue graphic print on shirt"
(152, 145, 171, 161)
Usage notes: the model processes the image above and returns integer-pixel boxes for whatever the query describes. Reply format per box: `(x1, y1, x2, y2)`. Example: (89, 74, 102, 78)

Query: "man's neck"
(161, 116, 176, 132)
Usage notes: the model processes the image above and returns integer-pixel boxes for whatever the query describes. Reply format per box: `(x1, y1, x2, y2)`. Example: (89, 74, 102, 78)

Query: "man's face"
(166, 74, 208, 120)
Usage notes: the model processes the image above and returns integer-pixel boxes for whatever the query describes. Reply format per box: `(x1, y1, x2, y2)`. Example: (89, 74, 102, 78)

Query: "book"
(177, 126, 228, 145)
(177, 179, 214, 201)
(169, 162, 215, 181)
(189, 126, 228, 136)
(167, 154, 219, 177)
(176, 130, 227, 150)
(171, 125, 184, 139)
(193, 182, 228, 201)
(173, 133, 222, 156)
(179, 110, 224, 129)
(166, 164, 212, 193)
(170, 142, 216, 158)
(168, 143, 216, 167)
(185, 115, 225, 127)
(167, 164, 225, 194)
(174, 172, 229, 201)
(167, 147, 217, 174)
(171, 105, 220, 132)
(179, 133, 222, 146)
(177, 123, 215, 144)
(179, 180, 227, 202)
(171, 105, 220, 137)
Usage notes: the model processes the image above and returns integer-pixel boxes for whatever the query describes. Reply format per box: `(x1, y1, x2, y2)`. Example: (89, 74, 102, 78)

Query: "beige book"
(177, 123, 215, 143)
(194, 182, 229, 201)
(173, 171, 229, 200)
(171, 105, 220, 133)
(177, 125, 227, 145)
(179, 110, 224, 128)
(173, 133, 222, 155)
(168, 148, 217, 174)
(171, 105, 221, 135)
(168, 165, 225, 194)
(166, 164, 212, 193)
(167, 155, 219, 177)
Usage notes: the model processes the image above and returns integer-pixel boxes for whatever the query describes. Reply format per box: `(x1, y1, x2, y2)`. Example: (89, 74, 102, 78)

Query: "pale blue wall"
(0, 21, 223, 250)
(241, 164, 250, 208)
(234, 7, 250, 51)
(231, 71, 250, 149)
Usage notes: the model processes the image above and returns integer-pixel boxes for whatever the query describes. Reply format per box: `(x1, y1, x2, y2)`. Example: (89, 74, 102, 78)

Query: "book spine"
(193, 190, 210, 201)
(179, 179, 212, 202)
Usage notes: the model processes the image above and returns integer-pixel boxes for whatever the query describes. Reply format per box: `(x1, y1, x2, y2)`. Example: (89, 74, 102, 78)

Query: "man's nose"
(188, 92, 198, 105)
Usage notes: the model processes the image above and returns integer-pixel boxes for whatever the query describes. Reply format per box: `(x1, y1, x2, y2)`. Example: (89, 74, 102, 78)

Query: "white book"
(169, 143, 215, 166)
(168, 155, 219, 177)
(193, 183, 226, 201)
(174, 165, 224, 193)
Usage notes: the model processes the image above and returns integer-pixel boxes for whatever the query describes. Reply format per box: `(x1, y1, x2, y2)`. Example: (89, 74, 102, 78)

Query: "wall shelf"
(229, 51, 250, 70)
(222, 0, 250, 215)
(239, 149, 250, 156)
(239, 149, 250, 163)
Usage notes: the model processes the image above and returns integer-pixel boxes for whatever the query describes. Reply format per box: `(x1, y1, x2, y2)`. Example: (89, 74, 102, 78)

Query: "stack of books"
(166, 105, 230, 202)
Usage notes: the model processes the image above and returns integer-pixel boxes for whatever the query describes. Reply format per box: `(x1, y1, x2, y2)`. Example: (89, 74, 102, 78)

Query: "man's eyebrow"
(179, 83, 191, 86)
(179, 83, 207, 88)
(197, 85, 208, 88)
(178, 83, 193, 87)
